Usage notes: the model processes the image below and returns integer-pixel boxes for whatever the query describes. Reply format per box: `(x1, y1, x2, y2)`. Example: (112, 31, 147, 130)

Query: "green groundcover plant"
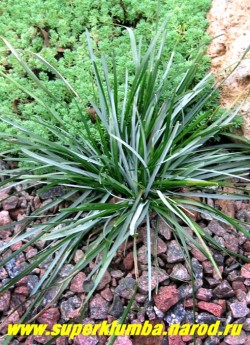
(0, 24, 250, 342)
(0, 0, 221, 151)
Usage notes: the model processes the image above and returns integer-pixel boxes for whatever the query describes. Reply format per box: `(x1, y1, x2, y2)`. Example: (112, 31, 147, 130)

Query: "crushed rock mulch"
(0, 163, 250, 345)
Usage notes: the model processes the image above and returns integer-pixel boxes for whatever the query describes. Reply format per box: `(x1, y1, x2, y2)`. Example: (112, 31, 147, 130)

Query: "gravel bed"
(0, 164, 250, 345)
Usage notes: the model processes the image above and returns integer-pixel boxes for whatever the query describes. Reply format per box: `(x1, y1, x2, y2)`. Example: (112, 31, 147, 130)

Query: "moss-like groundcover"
(0, 0, 214, 150)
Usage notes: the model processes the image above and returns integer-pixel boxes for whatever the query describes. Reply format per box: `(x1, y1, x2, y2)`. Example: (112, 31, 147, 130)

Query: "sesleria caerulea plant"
(0, 24, 250, 340)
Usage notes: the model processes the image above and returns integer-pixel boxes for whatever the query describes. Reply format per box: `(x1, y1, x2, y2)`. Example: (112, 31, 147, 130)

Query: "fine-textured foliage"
(0, 0, 215, 151)
(0, 25, 250, 341)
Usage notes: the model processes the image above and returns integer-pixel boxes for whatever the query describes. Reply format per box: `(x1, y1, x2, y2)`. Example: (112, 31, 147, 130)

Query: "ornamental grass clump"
(0, 25, 250, 327)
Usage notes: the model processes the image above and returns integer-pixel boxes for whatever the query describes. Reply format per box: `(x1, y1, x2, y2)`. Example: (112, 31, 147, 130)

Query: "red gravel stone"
(232, 281, 247, 292)
(190, 247, 207, 262)
(110, 270, 124, 279)
(2, 196, 19, 210)
(158, 218, 172, 240)
(153, 286, 179, 312)
(213, 280, 235, 298)
(135, 294, 147, 303)
(215, 299, 227, 314)
(0, 267, 8, 279)
(0, 210, 12, 239)
(138, 226, 167, 254)
(138, 268, 169, 294)
(224, 330, 246, 344)
(0, 192, 9, 203)
(70, 272, 86, 293)
(111, 277, 117, 287)
(74, 249, 84, 263)
(24, 337, 35, 345)
(182, 335, 194, 342)
(241, 263, 250, 278)
(224, 233, 238, 253)
(196, 288, 213, 301)
(202, 261, 214, 274)
(208, 220, 226, 236)
(25, 247, 38, 260)
(10, 241, 23, 251)
(100, 287, 113, 302)
(0, 291, 11, 312)
(74, 334, 98, 345)
(197, 301, 223, 317)
(0, 310, 19, 333)
(167, 241, 184, 263)
(14, 286, 30, 296)
(137, 245, 148, 264)
(97, 270, 111, 291)
(89, 294, 110, 319)
(183, 298, 194, 308)
(133, 319, 165, 345)
(114, 336, 133, 345)
(33, 335, 53, 344)
(33, 195, 41, 209)
(15, 276, 28, 286)
(56, 338, 68, 345)
(213, 266, 223, 280)
(37, 308, 60, 329)
(216, 199, 235, 219)
(123, 252, 134, 270)
(168, 335, 185, 345)
(243, 240, 250, 252)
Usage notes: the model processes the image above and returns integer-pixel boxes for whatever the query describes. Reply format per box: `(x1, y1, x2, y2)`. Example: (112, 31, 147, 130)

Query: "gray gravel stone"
(184, 310, 196, 324)
(58, 264, 74, 278)
(137, 245, 148, 264)
(60, 296, 81, 320)
(139, 226, 167, 255)
(243, 318, 250, 331)
(115, 277, 136, 299)
(236, 209, 250, 222)
(89, 294, 110, 319)
(5, 260, 29, 278)
(110, 270, 124, 279)
(196, 312, 221, 324)
(192, 258, 203, 279)
(167, 240, 184, 263)
(208, 221, 226, 236)
(0, 159, 9, 181)
(213, 281, 235, 298)
(42, 285, 61, 306)
(38, 186, 67, 200)
(27, 275, 39, 292)
(197, 288, 213, 301)
(224, 330, 246, 345)
(178, 284, 194, 300)
(109, 295, 124, 318)
(205, 277, 220, 288)
(137, 267, 169, 294)
(2, 196, 19, 211)
(204, 337, 220, 345)
(223, 233, 239, 253)
(170, 264, 190, 281)
(157, 217, 172, 240)
(230, 302, 250, 318)
(96, 270, 111, 291)
(165, 303, 186, 324)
